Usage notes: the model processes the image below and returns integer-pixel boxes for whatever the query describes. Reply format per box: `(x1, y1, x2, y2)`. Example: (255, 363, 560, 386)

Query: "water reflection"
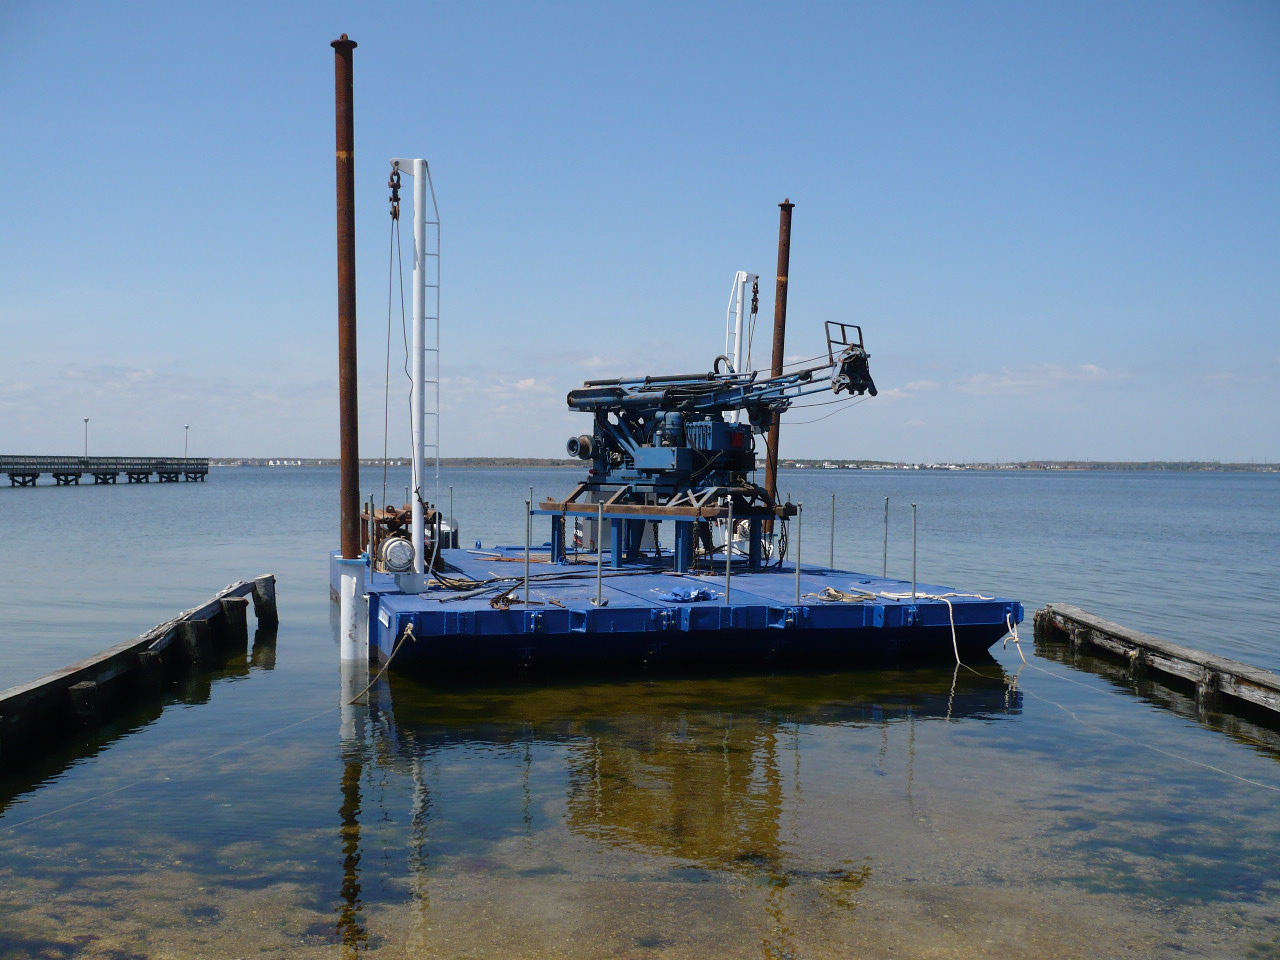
(0, 623, 277, 816)
(1035, 630, 1280, 767)
(334, 661, 1020, 954)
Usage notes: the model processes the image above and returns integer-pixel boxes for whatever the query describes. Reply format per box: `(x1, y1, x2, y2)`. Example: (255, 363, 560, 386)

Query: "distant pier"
(1, 456, 210, 486)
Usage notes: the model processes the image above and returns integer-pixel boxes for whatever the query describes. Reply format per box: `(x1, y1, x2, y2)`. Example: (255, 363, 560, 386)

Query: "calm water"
(1, 467, 1279, 958)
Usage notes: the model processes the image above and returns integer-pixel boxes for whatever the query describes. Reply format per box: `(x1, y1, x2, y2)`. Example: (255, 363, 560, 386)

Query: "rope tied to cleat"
(804, 586, 877, 602)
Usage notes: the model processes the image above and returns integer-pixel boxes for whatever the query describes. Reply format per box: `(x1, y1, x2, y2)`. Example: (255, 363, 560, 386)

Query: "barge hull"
(334, 549, 1022, 672)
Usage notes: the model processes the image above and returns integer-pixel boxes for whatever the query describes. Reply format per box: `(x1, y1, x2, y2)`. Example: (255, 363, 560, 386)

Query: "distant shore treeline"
(209, 457, 1277, 472)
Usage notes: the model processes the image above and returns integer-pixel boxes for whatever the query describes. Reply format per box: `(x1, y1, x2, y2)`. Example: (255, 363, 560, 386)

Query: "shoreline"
(206, 457, 1279, 473)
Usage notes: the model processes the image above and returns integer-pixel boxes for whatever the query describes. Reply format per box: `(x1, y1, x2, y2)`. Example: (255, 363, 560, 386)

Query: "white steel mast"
(724, 271, 758, 422)
(392, 157, 441, 577)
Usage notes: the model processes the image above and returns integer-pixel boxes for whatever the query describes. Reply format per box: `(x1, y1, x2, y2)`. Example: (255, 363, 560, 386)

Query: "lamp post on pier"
(83, 418, 89, 457)
(184, 424, 190, 459)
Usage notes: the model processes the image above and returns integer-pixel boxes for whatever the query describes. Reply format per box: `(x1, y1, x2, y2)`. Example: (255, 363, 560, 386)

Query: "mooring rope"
(804, 586, 877, 602)
(935, 614, 1280, 795)
(348, 622, 415, 705)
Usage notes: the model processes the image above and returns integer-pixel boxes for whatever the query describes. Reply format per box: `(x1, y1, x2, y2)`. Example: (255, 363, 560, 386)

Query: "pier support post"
(1196, 669, 1220, 712)
(68, 681, 98, 725)
(135, 650, 164, 692)
(251, 575, 279, 628)
(178, 619, 214, 664)
(219, 596, 250, 648)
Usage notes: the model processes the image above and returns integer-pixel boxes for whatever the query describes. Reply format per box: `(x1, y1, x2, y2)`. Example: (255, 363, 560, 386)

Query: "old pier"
(0, 575, 277, 768)
(1, 456, 210, 486)
(1035, 603, 1280, 718)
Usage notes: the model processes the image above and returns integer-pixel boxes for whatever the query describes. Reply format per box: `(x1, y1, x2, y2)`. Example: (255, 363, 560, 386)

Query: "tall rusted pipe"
(764, 198, 794, 530)
(333, 35, 360, 559)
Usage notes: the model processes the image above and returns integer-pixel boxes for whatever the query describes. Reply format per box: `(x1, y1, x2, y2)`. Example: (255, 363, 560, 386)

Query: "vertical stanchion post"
(795, 504, 803, 604)
(448, 485, 454, 548)
(911, 502, 918, 600)
(882, 496, 890, 578)
(829, 493, 836, 568)
(764, 199, 795, 537)
(524, 499, 531, 608)
(724, 497, 734, 604)
(594, 501, 605, 606)
(333, 34, 360, 561)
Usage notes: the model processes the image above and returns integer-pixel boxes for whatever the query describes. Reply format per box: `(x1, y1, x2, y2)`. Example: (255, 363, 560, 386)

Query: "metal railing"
(1, 456, 210, 476)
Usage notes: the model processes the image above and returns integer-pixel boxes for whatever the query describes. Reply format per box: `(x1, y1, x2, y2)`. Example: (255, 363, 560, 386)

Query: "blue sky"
(2, 1, 1277, 462)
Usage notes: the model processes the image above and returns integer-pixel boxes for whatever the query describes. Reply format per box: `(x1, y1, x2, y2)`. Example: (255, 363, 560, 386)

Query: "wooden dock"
(1, 456, 210, 486)
(0, 575, 277, 769)
(1034, 603, 1280, 717)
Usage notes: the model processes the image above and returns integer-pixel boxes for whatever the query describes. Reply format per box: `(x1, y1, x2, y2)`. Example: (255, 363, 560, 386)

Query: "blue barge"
(326, 146, 1024, 673)
(333, 546, 1023, 671)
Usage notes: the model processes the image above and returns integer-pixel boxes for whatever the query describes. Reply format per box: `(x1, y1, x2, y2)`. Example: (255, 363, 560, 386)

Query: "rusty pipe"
(333, 35, 361, 560)
(764, 199, 794, 531)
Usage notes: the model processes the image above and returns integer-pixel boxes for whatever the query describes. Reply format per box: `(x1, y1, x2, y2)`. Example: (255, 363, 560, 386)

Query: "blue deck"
(336, 548, 1023, 672)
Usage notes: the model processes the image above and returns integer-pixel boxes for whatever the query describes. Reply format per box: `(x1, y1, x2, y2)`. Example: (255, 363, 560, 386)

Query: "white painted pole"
(733, 271, 747, 373)
(727, 271, 751, 423)
(410, 159, 428, 575)
(337, 556, 367, 661)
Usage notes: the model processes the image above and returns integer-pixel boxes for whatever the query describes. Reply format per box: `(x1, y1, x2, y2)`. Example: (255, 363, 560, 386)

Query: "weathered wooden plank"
(1036, 603, 1280, 717)
(0, 574, 278, 766)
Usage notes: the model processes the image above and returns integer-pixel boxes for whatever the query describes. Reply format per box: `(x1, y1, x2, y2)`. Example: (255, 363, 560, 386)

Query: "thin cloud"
(958, 364, 1127, 395)
(61, 364, 158, 392)
(877, 380, 939, 401)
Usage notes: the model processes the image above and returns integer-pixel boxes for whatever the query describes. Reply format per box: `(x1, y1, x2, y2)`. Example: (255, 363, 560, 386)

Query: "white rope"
(1003, 611, 1028, 664)
(876, 591, 995, 668)
(804, 586, 877, 602)
(878, 591, 994, 601)
(941, 595, 960, 665)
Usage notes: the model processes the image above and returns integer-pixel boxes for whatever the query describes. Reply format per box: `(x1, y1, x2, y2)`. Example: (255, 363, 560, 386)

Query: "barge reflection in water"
(335, 663, 1022, 957)
(3, 644, 1280, 958)
(321, 660, 1278, 959)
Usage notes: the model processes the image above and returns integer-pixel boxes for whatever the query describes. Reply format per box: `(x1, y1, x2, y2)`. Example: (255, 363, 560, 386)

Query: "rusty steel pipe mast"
(333, 34, 360, 560)
(763, 199, 795, 535)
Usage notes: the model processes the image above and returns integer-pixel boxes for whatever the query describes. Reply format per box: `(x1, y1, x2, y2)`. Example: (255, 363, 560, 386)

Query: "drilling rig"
(539, 322, 876, 571)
